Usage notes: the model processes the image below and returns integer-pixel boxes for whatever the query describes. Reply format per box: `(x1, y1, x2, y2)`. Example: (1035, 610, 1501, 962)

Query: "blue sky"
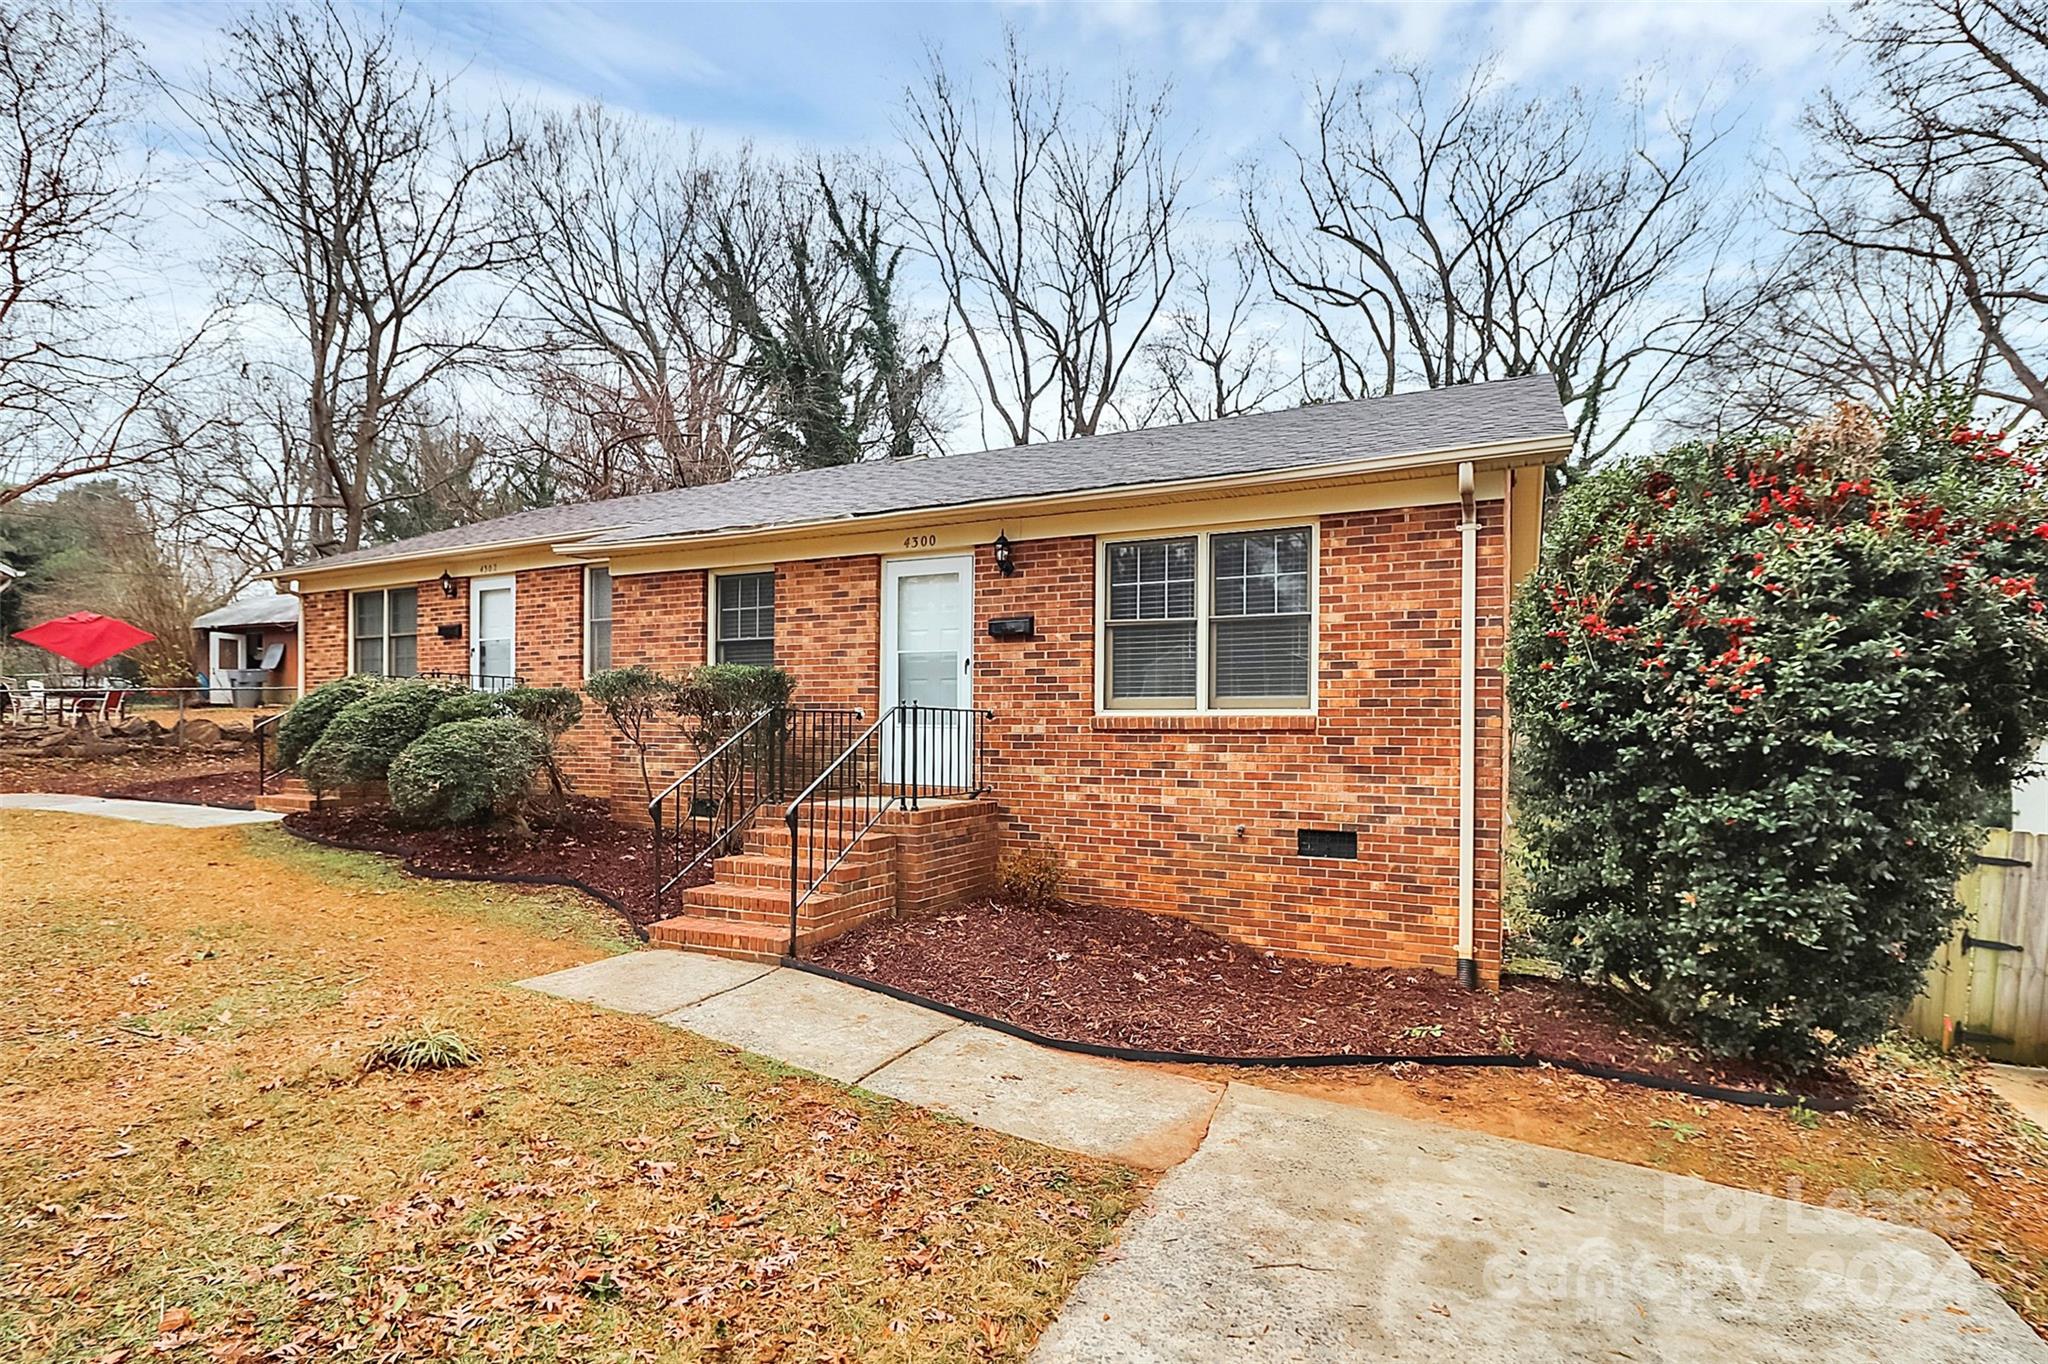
(118, 1, 1852, 450)
(132, 1, 1843, 166)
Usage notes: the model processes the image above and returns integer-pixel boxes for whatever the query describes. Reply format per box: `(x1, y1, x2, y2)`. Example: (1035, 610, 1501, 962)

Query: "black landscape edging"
(277, 820, 651, 942)
(780, 956, 1852, 1113)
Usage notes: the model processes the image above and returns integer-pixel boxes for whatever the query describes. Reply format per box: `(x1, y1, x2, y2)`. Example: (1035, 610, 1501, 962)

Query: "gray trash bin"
(225, 668, 268, 708)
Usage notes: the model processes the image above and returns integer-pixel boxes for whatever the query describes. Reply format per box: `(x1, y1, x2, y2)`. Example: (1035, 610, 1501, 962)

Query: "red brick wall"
(301, 590, 348, 685)
(774, 557, 881, 713)
(416, 579, 467, 676)
(890, 799, 1000, 917)
(970, 506, 1508, 979)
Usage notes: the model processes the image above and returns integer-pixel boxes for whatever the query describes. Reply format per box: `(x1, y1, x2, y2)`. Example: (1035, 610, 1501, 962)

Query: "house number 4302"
(901, 533, 938, 550)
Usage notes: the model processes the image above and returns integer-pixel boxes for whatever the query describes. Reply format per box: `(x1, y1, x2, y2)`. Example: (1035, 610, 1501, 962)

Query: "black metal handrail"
(783, 702, 992, 955)
(648, 705, 866, 913)
(414, 669, 525, 692)
(254, 711, 285, 794)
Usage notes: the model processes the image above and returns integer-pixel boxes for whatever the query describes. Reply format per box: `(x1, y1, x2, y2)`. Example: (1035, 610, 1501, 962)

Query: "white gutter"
(1456, 461, 1479, 989)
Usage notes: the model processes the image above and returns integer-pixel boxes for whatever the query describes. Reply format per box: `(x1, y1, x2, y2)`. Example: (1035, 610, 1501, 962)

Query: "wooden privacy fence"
(1906, 828, 2048, 1064)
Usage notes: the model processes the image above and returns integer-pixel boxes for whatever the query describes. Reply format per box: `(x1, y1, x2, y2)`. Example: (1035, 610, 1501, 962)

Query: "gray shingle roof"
(295, 375, 1567, 572)
(193, 595, 302, 630)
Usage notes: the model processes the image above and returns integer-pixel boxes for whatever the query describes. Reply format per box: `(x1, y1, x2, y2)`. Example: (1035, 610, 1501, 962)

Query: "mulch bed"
(810, 900, 1852, 1101)
(101, 769, 260, 808)
(282, 799, 677, 931)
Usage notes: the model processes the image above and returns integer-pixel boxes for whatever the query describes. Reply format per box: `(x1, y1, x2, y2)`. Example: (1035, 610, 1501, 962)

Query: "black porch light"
(438, 570, 457, 598)
(992, 531, 1016, 577)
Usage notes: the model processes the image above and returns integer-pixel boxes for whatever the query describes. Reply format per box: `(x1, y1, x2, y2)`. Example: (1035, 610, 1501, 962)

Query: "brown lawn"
(0, 813, 1146, 1363)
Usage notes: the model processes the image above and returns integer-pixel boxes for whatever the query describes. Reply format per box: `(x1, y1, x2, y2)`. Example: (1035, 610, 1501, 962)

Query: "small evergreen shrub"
(301, 678, 456, 793)
(995, 847, 1065, 908)
(497, 685, 584, 739)
(428, 691, 504, 728)
(498, 686, 584, 799)
(586, 666, 673, 803)
(1508, 396, 2048, 1065)
(670, 664, 797, 746)
(275, 675, 383, 770)
(388, 716, 546, 828)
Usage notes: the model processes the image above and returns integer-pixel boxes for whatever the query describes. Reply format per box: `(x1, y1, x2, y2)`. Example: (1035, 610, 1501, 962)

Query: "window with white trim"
(584, 566, 613, 673)
(350, 587, 418, 677)
(1101, 526, 1313, 710)
(714, 571, 775, 666)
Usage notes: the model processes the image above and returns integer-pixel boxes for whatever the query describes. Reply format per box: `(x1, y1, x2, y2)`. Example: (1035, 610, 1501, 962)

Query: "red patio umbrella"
(11, 611, 156, 671)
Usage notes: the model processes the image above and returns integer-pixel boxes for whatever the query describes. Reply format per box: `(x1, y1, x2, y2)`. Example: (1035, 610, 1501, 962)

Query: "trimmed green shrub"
(497, 685, 583, 739)
(670, 664, 796, 746)
(498, 686, 584, 800)
(586, 666, 672, 803)
(428, 691, 504, 728)
(275, 675, 383, 770)
(1508, 396, 2048, 1065)
(301, 678, 457, 793)
(388, 716, 547, 829)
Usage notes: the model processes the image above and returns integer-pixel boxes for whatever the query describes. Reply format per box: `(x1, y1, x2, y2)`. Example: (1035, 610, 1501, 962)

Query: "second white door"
(880, 555, 973, 785)
(470, 576, 516, 691)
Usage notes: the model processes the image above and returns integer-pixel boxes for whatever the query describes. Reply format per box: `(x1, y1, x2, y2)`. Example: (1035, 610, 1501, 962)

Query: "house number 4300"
(901, 533, 938, 550)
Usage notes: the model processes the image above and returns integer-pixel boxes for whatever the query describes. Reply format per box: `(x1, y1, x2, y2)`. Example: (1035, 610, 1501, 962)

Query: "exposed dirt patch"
(100, 768, 259, 808)
(811, 899, 1849, 1100)
(0, 742, 248, 796)
(0, 813, 1144, 1362)
(283, 798, 683, 930)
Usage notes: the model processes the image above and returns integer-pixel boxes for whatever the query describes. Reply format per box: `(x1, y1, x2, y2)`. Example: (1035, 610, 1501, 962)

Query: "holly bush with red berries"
(1508, 395, 2048, 1066)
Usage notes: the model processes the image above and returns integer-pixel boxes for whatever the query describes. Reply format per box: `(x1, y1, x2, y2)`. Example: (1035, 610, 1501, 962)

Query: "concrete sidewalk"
(521, 951, 1224, 1168)
(0, 792, 282, 828)
(522, 948, 2048, 1362)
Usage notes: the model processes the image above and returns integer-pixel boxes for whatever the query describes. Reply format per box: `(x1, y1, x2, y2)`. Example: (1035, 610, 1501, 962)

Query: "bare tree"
(179, 0, 521, 555)
(0, 2, 212, 509)
(1244, 63, 1745, 472)
(498, 105, 769, 498)
(1799, 0, 2048, 421)
(1139, 245, 1301, 424)
(898, 32, 1187, 444)
(1688, 230, 1996, 432)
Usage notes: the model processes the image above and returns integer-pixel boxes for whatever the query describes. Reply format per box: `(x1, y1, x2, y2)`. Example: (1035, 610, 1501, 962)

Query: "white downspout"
(1456, 462, 1479, 990)
(289, 579, 305, 701)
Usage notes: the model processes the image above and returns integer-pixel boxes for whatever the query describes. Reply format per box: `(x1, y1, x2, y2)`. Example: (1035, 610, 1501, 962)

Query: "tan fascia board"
(259, 534, 626, 594)
(582, 433, 1567, 563)
(270, 432, 1569, 592)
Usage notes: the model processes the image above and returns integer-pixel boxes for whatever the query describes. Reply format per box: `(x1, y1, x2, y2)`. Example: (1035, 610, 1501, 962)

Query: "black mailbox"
(987, 615, 1035, 640)
(436, 623, 463, 640)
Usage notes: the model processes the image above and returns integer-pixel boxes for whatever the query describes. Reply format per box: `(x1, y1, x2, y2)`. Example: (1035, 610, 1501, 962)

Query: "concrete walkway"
(522, 951, 1222, 1167)
(0, 792, 282, 828)
(1988, 1064, 2048, 1132)
(520, 949, 2048, 1362)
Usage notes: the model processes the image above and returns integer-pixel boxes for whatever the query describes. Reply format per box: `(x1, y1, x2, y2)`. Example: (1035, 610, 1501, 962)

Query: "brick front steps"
(650, 797, 998, 961)
(251, 775, 383, 815)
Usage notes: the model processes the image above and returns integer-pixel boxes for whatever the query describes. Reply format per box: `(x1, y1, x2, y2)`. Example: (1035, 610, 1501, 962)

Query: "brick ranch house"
(269, 376, 1568, 983)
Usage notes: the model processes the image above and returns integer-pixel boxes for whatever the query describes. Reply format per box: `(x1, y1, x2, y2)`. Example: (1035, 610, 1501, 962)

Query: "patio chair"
(25, 679, 85, 727)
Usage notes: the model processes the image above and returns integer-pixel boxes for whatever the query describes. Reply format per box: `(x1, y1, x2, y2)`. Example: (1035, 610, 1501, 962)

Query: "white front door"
(207, 631, 246, 704)
(469, 576, 516, 691)
(880, 554, 974, 786)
